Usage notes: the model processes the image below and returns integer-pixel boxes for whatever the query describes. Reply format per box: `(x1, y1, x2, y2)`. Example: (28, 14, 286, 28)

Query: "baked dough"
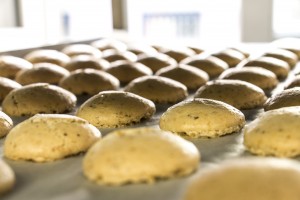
(184, 158, 300, 200)
(2, 83, 77, 116)
(83, 127, 199, 185)
(264, 87, 300, 111)
(264, 49, 298, 68)
(212, 49, 245, 68)
(102, 49, 137, 62)
(0, 77, 22, 102)
(126, 44, 157, 55)
(4, 114, 101, 162)
(76, 91, 155, 128)
(162, 47, 195, 62)
(106, 60, 152, 84)
(124, 76, 188, 104)
(156, 64, 209, 90)
(61, 44, 102, 58)
(0, 55, 32, 79)
(0, 111, 13, 138)
(219, 67, 278, 90)
(285, 75, 300, 89)
(194, 79, 267, 109)
(59, 69, 120, 95)
(159, 98, 245, 138)
(0, 159, 15, 195)
(64, 55, 110, 71)
(244, 56, 290, 78)
(137, 53, 177, 72)
(15, 62, 69, 85)
(181, 56, 228, 78)
(91, 38, 127, 52)
(24, 49, 70, 66)
(244, 106, 300, 157)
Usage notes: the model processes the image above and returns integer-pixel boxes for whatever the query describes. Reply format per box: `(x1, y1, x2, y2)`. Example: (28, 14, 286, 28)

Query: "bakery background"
(1, 0, 300, 200)
(0, 0, 300, 51)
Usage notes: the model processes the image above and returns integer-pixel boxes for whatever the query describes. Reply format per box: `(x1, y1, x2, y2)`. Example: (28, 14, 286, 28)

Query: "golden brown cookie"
(0, 111, 13, 138)
(137, 53, 177, 72)
(83, 127, 199, 185)
(102, 49, 137, 62)
(64, 55, 109, 71)
(162, 47, 195, 62)
(2, 83, 77, 116)
(76, 91, 155, 128)
(285, 75, 300, 89)
(59, 69, 119, 95)
(124, 76, 188, 104)
(91, 38, 127, 52)
(4, 114, 101, 162)
(126, 44, 158, 55)
(212, 49, 245, 68)
(263, 49, 298, 68)
(159, 98, 245, 138)
(0, 55, 32, 79)
(61, 44, 102, 58)
(15, 62, 69, 85)
(194, 79, 267, 109)
(0, 77, 22, 102)
(24, 49, 70, 66)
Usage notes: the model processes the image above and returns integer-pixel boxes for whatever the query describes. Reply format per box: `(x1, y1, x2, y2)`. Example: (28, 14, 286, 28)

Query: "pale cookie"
(24, 49, 70, 66)
(212, 49, 245, 68)
(0, 111, 13, 138)
(244, 106, 300, 157)
(76, 91, 155, 128)
(91, 38, 127, 52)
(64, 55, 110, 71)
(184, 158, 300, 200)
(2, 83, 76, 116)
(159, 98, 245, 138)
(264, 49, 298, 68)
(0, 160, 15, 195)
(0, 55, 32, 79)
(0, 77, 22, 102)
(4, 114, 101, 162)
(83, 127, 200, 185)
(137, 53, 177, 72)
(61, 44, 102, 58)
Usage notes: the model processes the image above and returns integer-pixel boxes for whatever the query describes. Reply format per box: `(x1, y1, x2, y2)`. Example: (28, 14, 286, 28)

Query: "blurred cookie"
(102, 49, 137, 62)
(0, 160, 15, 195)
(15, 62, 69, 85)
(137, 53, 177, 72)
(124, 76, 188, 104)
(184, 158, 300, 200)
(0, 77, 22, 102)
(156, 64, 209, 90)
(91, 38, 127, 52)
(4, 114, 101, 162)
(162, 47, 195, 62)
(181, 56, 228, 78)
(64, 55, 109, 71)
(0, 55, 32, 79)
(285, 75, 300, 89)
(2, 83, 76, 116)
(0, 111, 13, 138)
(59, 69, 119, 95)
(24, 49, 70, 66)
(219, 67, 278, 90)
(212, 49, 245, 68)
(76, 91, 155, 128)
(244, 107, 300, 157)
(264, 87, 300, 111)
(83, 127, 199, 185)
(126, 43, 157, 55)
(263, 49, 298, 68)
(61, 44, 102, 58)
(160, 98, 245, 138)
(194, 80, 267, 109)
(243, 56, 290, 79)
(106, 60, 152, 84)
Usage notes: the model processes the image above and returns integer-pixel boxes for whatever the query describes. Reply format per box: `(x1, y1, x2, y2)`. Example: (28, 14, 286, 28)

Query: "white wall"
(0, 0, 18, 27)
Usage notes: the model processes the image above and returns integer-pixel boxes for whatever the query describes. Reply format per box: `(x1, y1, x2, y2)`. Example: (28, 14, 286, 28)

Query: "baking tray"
(0, 43, 299, 200)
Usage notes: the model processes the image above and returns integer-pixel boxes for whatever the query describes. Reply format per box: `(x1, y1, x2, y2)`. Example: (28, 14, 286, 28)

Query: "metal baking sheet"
(0, 43, 299, 200)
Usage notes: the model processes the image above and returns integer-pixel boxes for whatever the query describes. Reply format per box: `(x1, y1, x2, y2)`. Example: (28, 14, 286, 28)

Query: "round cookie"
(219, 67, 278, 90)
(0, 160, 15, 195)
(0, 111, 13, 138)
(285, 75, 300, 89)
(162, 47, 195, 62)
(91, 38, 127, 52)
(0, 55, 32, 79)
(76, 91, 156, 128)
(212, 49, 245, 68)
(194, 80, 267, 110)
(228, 47, 250, 58)
(184, 158, 300, 200)
(106, 60, 152, 84)
(187, 46, 204, 54)
(0, 77, 22, 102)
(124, 76, 188, 104)
(155, 64, 209, 90)
(4, 114, 101, 162)
(244, 106, 300, 157)
(282, 48, 300, 60)
(83, 127, 200, 185)
(61, 44, 102, 58)
(264, 87, 300, 111)
(15, 62, 69, 85)
(59, 69, 119, 95)
(181, 56, 229, 78)
(159, 98, 245, 138)
(126, 44, 158, 55)
(24, 49, 70, 66)
(244, 56, 290, 78)
(2, 83, 77, 116)
(137, 53, 177, 72)
(263, 49, 298, 68)
(102, 49, 137, 62)
(64, 55, 109, 71)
